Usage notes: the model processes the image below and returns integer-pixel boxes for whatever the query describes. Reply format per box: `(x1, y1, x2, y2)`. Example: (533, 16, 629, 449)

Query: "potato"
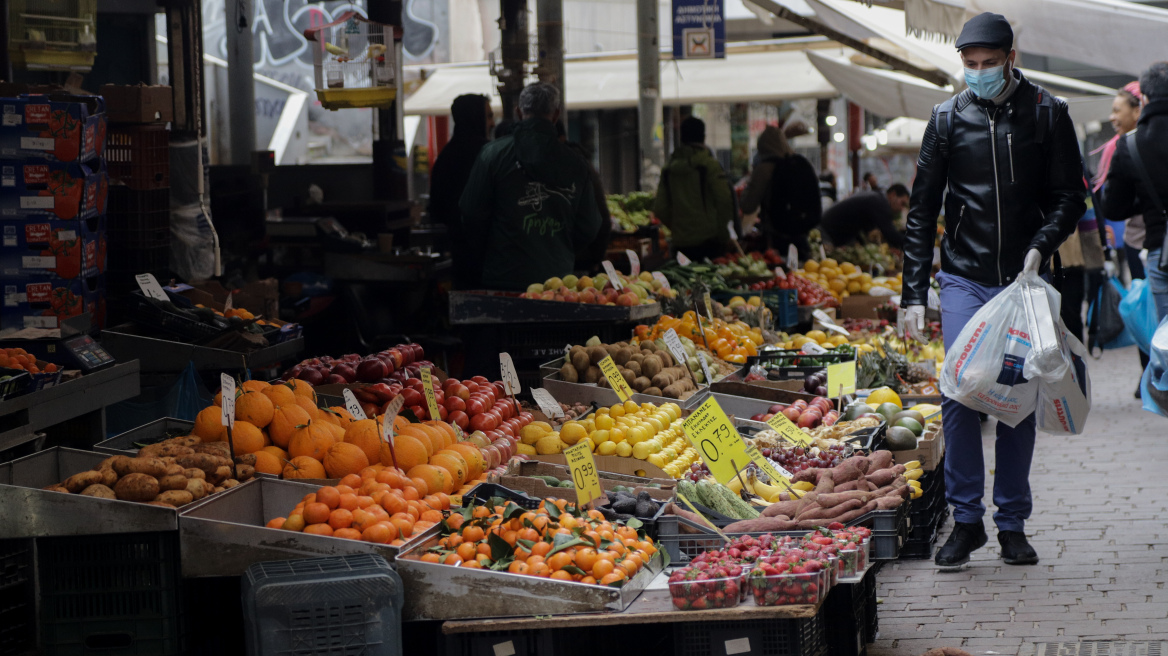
(154, 490, 194, 507)
(43, 484, 70, 493)
(159, 474, 189, 491)
(80, 484, 117, 499)
(114, 473, 160, 502)
(208, 466, 233, 485)
(98, 467, 118, 487)
(559, 362, 578, 383)
(213, 487, 225, 494)
(100, 455, 129, 471)
(193, 442, 231, 457)
(63, 470, 105, 493)
(234, 454, 257, 467)
(163, 435, 201, 447)
(234, 464, 256, 481)
(186, 478, 209, 500)
(112, 457, 167, 479)
(165, 464, 185, 476)
(570, 349, 590, 373)
(223, 479, 241, 489)
(184, 468, 206, 480)
(633, 376, 651, 392)
(178, 453, 227, 474)
(139, 443, 194, 459)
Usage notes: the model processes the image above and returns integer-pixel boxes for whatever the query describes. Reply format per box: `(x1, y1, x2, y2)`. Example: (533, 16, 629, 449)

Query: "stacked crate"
(0, 92, 108, 332)
(99, 85, 172, 296)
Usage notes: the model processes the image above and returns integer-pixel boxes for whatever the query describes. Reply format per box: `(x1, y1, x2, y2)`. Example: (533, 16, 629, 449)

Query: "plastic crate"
(106, 124, 170, 190)
(713, 288, 798, 330)
(108, 186, 170, 215)
(461, 483, 542, 510)
(0, 539, 35, 656)
(242, 554, 404, 656)
(122, 291, 231, 343)
(0, 369, 32, 400)
(38, 531, 185, 655)
(673, 612, 827, 656)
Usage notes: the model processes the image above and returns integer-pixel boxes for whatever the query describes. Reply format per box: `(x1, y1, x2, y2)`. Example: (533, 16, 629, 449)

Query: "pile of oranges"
(411, 498, 658, 586)
(0, 348, 59, 374)
(265, 467, 452, 544)
(635, 312, 761, 364)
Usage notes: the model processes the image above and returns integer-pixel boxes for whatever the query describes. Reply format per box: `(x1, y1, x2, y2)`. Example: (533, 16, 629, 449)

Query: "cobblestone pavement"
(870, 346, 1168, 656)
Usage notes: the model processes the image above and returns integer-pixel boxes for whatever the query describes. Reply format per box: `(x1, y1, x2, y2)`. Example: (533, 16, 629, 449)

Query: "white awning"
(404, 48, 838, 116)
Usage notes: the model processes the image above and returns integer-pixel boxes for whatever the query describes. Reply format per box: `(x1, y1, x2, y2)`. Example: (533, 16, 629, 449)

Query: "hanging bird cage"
(305, 12, 399, 111)
(8, 0, 97, 71)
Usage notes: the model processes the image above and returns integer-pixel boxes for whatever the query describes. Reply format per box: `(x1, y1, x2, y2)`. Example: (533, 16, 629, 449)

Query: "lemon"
(590, 429, 611, 444)
(521, 424, 548, 445)
(804, 260, 820, 273)
(559, 421, 587, 445)
(518, 443, 537, 456)
(581, 437, 596, 452)
(609, 404, 625, 418)
(623, 400, 640, 414)
(647, 453, 666, 468)
(535, 435, 565, 454)
(616, 442, 633, 457)
(632, 442, 652, 459)
(593, 414, 613, 431)
(597, 441, 618, 456)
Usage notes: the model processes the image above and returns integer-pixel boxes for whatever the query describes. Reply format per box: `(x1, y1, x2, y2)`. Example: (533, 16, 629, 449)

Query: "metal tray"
(101, 330, 305, 373)
(93, 417, 196, 456)
(395, 538, 665, 620)
(450, 290, 661, 325)
(177, 477, 430, 578)
(0, 447, 178, 537)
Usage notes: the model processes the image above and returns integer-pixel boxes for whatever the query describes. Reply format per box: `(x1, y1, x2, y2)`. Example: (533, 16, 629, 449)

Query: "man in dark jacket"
(654, 117, 733, 261)
(739, 125, 821, 258)
(1103, 61, 1168, 322)
(901, 12, 1086, 569)
(820, 184, 909, 249)
(460, 83, 602, 291)
(430, 94, 493, 288)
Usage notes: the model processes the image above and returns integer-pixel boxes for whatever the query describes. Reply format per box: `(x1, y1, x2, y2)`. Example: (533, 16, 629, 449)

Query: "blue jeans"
(1144, 249, 1168, 322)
(937, 271, 1036, 533)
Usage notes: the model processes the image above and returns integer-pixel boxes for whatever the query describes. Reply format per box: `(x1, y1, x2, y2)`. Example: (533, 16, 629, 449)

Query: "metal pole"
(636, 0, 663, 192)
(225, 0, 256, 165)
(368, 0, 405, 201)
(536, 0, 564, 125)
(498, 0, 528, 121)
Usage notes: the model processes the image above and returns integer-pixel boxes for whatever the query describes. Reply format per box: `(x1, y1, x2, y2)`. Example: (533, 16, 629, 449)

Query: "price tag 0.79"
(343, 389, 367, 421)
(564, 441, 604, 506)
(765, 412, 812, 447)
(598, 355, 635, 402)
(681, 395, 749, 485)
(420, 367, 442, 421)
(219, 374, 236, 428)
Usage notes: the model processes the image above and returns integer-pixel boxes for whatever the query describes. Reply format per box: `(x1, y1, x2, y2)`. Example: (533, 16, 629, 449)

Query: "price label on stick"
(420, 367, 442, 420)
(135, 273, 168, 301)
(601, 260, 623, 289)
(787, 245, 799, 271)
(224, 293, 234, 312)
(564, 441, 604, 506)
(219, 374, 236, 428)
(626, 249, 641, 276)
(530, 387, 564, 418)
(765, 412, 813, 447)
(703, 291, 715, 322)
(381, 395, 404, 446)
(652, 272, 671, 292)
(744, 442, 793, 482)
(343, 389, 367, 421)
(663, 329, 689, 371)
(677, 251, 692, 266)
(499, 353, 521, 396)
(827, 360, 857, 396)
(698, 352, 714, 386)
(681, 395, 750, 485)
(598, 355, 634, 402)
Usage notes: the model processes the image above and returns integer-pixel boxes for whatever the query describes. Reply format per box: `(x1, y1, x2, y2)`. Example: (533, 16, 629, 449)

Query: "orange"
(350, 509, 376, 532)
(193, 406, 226, 442)
(362, 522, 396, 544)
(580, 575, 597, 585)
(462, 525, 485, 543)
(340, 473, 363, 489)
(421, 552, 441, 563)
(253, 451, 283, 475)
(316, 486, 341, 509)
(282, 514, 305, 532)
(269, 404, 311, 448)
(341, 419, 382, 466)
(429, 451, 468, 488)
(380, 492, 407, 516)
(387, 435, 429, 472)
(236, 390, 275, 428)
(420, 509, 443, 524)
(397, 425, 437, 457)
(294, 394, 319, 418)
(262, 383, 297, 408)
(592, 559, 615, 579)
(507, 561, 530, 574)
(333, 528, 362, 540)
(550, 570, 573, 581)
(266, 517, 286, 529)
(599, 572, 625, 586)
(619, 558, 639, 576)
(443, 553, 462, 565)
(529, 562, 551, 577)
(355, 495, 375, 509)
(286, 378, 316, 401)
(408, 464, 452, 495)
(530, 541, 553, 558)
(304, 523, 334, 536)
(261, 445, 289, 462)
(323, 441, 370, 478)
(574, 547, 599, 572)
(288, 421, 335, 461)
(303, 502, 331, 525)
(390, 516, 414, 538)
(328, 508, 353, 530)
(547, 552, 573, 571)
(461, 559, 483, 569)
(457, 543, 477, 562)
(283, 456, 326, 479)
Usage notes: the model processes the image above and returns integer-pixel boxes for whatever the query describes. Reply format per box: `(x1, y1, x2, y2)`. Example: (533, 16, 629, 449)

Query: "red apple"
(448, 410, 469, 430)
(446, 396, 467, 413)
(470, 413, 495, 432)
(400, 388, 423, 407)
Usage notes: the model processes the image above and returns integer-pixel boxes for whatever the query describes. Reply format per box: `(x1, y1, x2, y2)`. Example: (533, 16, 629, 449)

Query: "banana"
(727, 473, 745, 495)
(901, 460, 921, 471)
(904, 468, 923, 481)
(789, 488, 805, 499)
(910, 487, 923, 499)
(792, 481, 815, 491)
(749, 475, 786, 503)
(907, 479, 921, 489)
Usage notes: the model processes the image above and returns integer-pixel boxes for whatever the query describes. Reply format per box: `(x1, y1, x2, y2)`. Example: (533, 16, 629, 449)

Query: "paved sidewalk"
(870, 346, 1168, 656)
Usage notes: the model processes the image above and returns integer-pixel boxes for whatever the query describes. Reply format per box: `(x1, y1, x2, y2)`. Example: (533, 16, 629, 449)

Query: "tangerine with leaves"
(283, 456, 326, 479)
(323, 442, 369, 478)
(288, 421, 334, 461)
(269, 404, 311, 448)
(235, 390, 274, 428)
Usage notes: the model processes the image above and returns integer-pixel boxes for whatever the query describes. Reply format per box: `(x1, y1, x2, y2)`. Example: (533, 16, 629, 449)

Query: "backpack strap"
(1034, 88, 1055, 146)
(935, 90, 971, 158)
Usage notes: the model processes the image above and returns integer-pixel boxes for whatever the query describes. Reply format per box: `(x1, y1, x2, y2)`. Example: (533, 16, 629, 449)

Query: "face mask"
(965, 64, 1007, 99)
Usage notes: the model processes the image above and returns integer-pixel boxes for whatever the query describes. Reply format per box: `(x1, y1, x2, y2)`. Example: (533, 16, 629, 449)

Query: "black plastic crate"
(673, 612, 827, 656)
(108, 186, 170, 215)
(107, 124, 170, 190)
(0, 369, 32, 401)
(824, 570, 876, 656)
(462, 483, 542, 510)
(38, 531, 184, 655)
(121, 291, 230, 343)
(107, 227, 169, 250)
(900, 532, 939, 560)
(0, 539, 35, 656)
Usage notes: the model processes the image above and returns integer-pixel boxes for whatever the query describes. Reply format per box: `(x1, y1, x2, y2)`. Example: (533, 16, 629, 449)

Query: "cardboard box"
(1, 274, 105, 330)
(890, 423, 944, 471)
(0, 159, 107, 220)
(0, 94, 106, 163)
(1, 216, 106, 281)
(99, 85, 173, 124)
(839, 295, 889, 320)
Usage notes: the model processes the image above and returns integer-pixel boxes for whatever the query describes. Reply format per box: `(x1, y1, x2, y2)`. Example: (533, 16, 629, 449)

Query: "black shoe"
(998, 530, 1039, 565)
(935, 521, 988, 569)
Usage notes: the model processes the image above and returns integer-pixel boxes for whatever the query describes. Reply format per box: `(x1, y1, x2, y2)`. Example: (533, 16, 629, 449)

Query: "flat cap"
(955, 12, 1013, 52)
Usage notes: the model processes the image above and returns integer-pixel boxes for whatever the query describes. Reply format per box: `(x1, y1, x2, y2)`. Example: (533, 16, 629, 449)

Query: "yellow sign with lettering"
(682, 395, 750, 485)
(765, 413, 813, 447)
(598, 355, 634, 402)
(564, 441, 604, 506)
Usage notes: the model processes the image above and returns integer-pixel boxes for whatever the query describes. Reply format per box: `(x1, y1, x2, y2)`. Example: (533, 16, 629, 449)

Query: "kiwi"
(605, 344, 620, 358)
(642, 355, 662, 378)
(560, 362, 578, 383)
(570, 349, 591, 372)
(614, 347, 632, 366)
(644, 386, 662, 397)
(587, 345, 607, 365)
(651, 372, 672, 389)
(620, 368, 636, 387)
(626, 360, 642, 377)
(630, 352, 645, 365)
(641, 341, 657, 352)
(583, 365, 601, 384)
(633, 376, 652, 391)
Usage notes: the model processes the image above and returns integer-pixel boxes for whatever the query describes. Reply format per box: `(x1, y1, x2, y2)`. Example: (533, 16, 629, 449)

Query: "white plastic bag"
(940, 276, 1040, 427)
(1035, 322, 1092, 435)
(1018, 271, 1068, 384)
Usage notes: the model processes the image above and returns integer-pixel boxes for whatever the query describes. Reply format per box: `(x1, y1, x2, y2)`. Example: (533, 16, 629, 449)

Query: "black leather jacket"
(1102, 99, 1168, 252)
(902, 71, 1087, 306)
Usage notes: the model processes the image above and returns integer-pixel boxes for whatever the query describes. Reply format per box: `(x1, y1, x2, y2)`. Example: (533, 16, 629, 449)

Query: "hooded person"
(430, 94, 493, 288)
(739, 125, 821, 258)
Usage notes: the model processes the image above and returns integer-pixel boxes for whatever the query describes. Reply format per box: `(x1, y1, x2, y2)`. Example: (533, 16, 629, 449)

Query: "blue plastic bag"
(1087, 276, 1136, 352)
(1141, 316, 1168, 417)
(1120, 278, 1160, 353)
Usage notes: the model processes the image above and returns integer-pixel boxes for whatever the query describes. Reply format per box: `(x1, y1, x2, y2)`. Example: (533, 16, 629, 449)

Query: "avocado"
(885, 426, 919, 450)
(844, 403, 875, 421)
(875, 403, 902, 421)
(894, 417, 924, 436)
(892, 410, 926, 426)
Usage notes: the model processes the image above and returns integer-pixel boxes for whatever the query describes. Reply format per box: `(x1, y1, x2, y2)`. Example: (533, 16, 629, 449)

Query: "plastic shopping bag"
(1018, 271, 1068, 384)
(940, 274, 1042, 427)
(1120, 278, 1159, 353)
(1140, 316, 1168, 418)
(1087, 275, 1135, 353)
(1036, 321, 1092, 435)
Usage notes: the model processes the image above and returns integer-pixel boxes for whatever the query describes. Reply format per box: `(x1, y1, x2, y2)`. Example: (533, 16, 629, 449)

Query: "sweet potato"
(762, 499, 802, 518)
(866, 468, 899, 487)
(154, 490, 194, 507)
(63, 470, 105, 493)
(814, 470, 835, 494)
(892, 464, 907, 475)
(664, 503, 714, 533)
(158, 474, 189, 492)
(875, 496, 904, 510)
(831, 461, 863, 484)
(834, 499, 878, 524)
(112, 457, 168, 479)
(43, 484, 69, 493)
(839, 455, 870, 474)
(724, 516, 798, 533)
(114, 473, 160, 502)
(816, 490, 872, 508)
(833, 480, 860, 492)
(792, 468, 826, 485)
(867, 450, 893, 470)
(79, 484, 116, 499)
(796, 498, 862, 521)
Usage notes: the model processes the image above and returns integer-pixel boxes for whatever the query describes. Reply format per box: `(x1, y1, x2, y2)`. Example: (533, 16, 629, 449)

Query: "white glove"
(904, 305, 928, 344)
(1023, 249, 1042, 274)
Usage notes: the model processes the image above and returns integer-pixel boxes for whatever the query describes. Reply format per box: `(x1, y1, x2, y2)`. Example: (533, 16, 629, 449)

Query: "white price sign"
(343, 389, 367, 420)
(219, 374, 236, 428)
(652, 272, 671, 291)
(530, 387, 564, 418)
(135, 273, 168, 301)
(677, 251, 692, 266)
(381, 395, 405, 445)
(787, 245, 798, 270)
(698, 352, 714, 386)
(625, 249, 641, 276)
(224, 292, 234, 312)
(812, 309, 850, 336)
(663, 329, 689, 370)
(499, 352, 521, 396)
(601, 260, 623, 289)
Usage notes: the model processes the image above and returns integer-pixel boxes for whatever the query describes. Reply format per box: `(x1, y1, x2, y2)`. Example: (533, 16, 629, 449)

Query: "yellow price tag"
(564, 441, 604, 506)
(703, 291, 715, 322)
(681, 395, 750, 485)
(420, 367, 442, 420)
(826, 360, 857, 396)
(743, 442, 793, 484)
(598, 355, 634, 402)
(765, 413, 813, 447)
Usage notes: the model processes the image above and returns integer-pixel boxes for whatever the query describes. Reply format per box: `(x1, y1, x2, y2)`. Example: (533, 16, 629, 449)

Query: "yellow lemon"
(594, 414, 614, 431)
(609, 404, 625, 418)
(632, 442, 652, 460)
(535, 435, 565, 454)
(615, 442, 633, 457)
(590, 429, 611, 444)
(559, 422, 587, 445)
(623, 400, 640, 415)
(609, 428, 626, 443)
(597, 441, 618, 456)
(521, 424, 548, 445)
(867, 387, 902, 409)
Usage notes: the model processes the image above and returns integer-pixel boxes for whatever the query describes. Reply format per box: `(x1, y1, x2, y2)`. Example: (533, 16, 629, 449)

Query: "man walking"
(901, 12, 1087, 568)
(654, 117, 735, 261)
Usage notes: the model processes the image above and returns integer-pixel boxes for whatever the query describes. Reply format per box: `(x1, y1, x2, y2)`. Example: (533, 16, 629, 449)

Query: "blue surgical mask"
(965, 64, 1007, 99)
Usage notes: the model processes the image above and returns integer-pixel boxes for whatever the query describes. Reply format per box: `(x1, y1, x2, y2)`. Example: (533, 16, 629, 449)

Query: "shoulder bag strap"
(1126, 131, 1168, 270)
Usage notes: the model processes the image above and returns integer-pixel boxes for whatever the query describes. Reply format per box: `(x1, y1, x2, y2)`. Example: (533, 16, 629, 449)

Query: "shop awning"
(404, 48, 838, 116)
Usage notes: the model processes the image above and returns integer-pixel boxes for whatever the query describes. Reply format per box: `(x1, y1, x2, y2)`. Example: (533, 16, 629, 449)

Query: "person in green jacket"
(654, 117, 734, 261)
(459, 83, 602, 290)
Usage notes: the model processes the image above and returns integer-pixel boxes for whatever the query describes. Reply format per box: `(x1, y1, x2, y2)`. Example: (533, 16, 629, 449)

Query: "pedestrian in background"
(654, 117, 735, 261)
(737, 124, 821, 259)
